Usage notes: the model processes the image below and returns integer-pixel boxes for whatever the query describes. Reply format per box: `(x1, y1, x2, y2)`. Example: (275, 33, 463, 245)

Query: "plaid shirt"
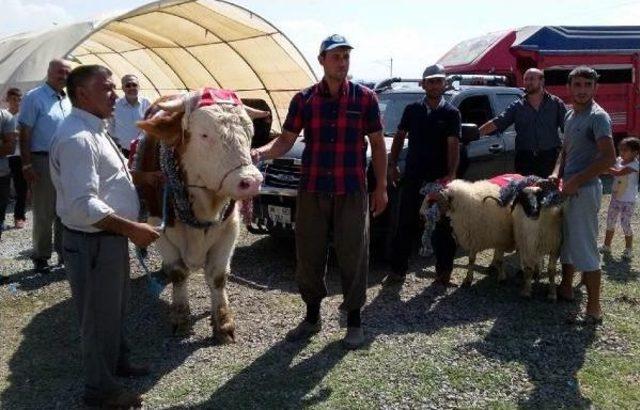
(283, 80, 382, 194)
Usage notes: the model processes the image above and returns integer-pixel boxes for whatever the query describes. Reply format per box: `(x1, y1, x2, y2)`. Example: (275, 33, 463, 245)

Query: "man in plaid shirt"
(251, 34, 388, 349)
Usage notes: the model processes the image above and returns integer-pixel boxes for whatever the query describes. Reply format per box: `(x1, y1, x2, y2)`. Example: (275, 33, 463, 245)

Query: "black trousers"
(431, 216, 457, 274)
(8, 156, 27, 221)
(390, 178, 424, 274)
(514, 148, 560, 178)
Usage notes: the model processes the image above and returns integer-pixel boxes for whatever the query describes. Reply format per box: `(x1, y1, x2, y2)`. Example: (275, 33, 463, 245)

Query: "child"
(600, 137, 640, 260)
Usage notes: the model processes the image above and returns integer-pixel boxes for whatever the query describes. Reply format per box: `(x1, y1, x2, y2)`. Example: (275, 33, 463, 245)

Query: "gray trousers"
(295, 191, 369, 312)
(32, 154, 62, 260)
(62, 228, 131, 397)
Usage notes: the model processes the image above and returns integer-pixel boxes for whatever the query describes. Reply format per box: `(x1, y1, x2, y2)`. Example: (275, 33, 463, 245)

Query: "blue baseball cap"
(319, 34, 353, 54)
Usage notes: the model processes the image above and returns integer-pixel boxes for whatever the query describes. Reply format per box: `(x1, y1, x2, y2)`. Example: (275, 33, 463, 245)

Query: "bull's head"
(138, 91, 263, 200)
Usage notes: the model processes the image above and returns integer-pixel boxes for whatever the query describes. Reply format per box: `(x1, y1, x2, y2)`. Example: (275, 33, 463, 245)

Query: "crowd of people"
(0, 33, 637, 408)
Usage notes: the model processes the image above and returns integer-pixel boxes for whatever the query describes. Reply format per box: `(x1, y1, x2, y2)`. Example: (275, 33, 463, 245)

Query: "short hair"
(121, 74, 138, 84)
(620, 137, 640, 153)
(568, 66, 599, 84)
(524, 68, 544, 80)
(6, 87, 21, 98)
(66, 65, 112, 105)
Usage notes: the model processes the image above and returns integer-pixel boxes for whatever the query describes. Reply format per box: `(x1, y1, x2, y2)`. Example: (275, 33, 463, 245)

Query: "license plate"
(267, 205, 292, 225)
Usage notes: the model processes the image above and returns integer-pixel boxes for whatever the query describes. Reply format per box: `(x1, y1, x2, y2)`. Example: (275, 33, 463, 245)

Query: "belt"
(64, 226, 123, 237)
(518, 147, 559, 157)
(31, 151, 49, 156)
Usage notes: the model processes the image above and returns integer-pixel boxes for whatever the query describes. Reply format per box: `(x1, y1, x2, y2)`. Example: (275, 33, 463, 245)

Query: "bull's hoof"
(214, 327, 236, 344)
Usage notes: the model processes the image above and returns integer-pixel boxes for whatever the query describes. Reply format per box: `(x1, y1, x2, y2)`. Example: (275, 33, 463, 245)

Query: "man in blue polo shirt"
(387, 64, 461, 283)
(18, 58, 72, 273)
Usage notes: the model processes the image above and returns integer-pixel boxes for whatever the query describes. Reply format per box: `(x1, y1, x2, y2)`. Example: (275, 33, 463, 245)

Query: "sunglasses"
(124, 83, 139, 88)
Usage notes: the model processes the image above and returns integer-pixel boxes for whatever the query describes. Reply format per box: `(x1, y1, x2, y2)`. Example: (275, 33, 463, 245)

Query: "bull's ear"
(136, 111, 184, 145)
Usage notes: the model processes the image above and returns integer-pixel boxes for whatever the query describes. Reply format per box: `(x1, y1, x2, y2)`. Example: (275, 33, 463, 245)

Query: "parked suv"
(248, 75, 523, 238)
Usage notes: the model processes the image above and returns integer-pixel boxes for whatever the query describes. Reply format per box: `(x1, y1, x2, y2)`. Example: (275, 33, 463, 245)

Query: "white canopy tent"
(0, 0, 317, 130)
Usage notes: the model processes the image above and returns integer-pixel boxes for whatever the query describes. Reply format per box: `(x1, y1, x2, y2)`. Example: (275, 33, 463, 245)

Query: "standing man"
(50, 65, 159, 408)
(250, 34, 388, 349)
(5, 88, 27, 229)
(18, 59, 72, 272)
(387, 64, 461, 284)
(110, 74, 150, 157)
(550, 66, 615, 324)
(0, 107, 17, 240)
(479, 68, 567, 177)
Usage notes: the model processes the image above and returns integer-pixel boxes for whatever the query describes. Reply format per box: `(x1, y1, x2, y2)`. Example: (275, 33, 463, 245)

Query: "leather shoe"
(116, 362, 150, 378)
(33, 258, 49, 273)
(83, 388, 143, 408)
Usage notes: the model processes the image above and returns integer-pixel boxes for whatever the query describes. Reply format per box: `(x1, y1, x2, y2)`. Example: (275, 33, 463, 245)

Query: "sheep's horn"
(482, 196, 502, 206)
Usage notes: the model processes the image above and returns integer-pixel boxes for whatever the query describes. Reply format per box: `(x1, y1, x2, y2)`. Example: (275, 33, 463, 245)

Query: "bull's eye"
(202, 134, 208, 139)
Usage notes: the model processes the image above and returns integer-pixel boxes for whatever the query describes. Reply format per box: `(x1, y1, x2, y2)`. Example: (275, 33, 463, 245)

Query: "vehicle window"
(458, 95, 493, 126)
(377, 92, 452, 135)
(494, 93, 521, 116)
(378, 93, 423, 135)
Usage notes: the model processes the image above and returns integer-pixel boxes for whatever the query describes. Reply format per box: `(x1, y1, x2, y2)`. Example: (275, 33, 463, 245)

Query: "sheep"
(434, 179, 515, 287)
(509, 184, 563, 301)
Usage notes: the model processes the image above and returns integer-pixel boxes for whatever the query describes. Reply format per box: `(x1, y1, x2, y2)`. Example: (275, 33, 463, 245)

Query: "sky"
(1, 0, 640, 80)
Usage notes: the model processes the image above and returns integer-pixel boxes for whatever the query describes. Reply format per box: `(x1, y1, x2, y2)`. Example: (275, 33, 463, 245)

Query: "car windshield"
(378, 92, 451, 135)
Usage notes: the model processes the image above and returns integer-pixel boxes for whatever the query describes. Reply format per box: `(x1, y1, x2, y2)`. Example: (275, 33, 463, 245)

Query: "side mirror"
(461, 123, 479, 144)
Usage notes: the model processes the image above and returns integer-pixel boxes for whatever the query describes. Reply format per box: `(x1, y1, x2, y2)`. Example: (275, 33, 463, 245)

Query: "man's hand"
(370, 187, 388, 217)
(127, 222, 160, 248)
(23, 167, 38, 184)
(388, 164, 400, 187)
(561, 175, 581, 197)
(250, 148, 261, 165)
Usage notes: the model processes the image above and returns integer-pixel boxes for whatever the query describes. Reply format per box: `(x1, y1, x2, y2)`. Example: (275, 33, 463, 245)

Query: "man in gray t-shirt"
(0, 109, 18, 238)
(550, 66, 615, 324)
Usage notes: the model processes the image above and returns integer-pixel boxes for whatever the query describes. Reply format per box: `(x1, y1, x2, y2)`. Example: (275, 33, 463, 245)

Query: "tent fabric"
(0, 0, 317, 131)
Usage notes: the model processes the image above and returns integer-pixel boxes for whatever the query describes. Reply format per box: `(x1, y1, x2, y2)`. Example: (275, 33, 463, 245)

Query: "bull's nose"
(237, 177, 262, 196)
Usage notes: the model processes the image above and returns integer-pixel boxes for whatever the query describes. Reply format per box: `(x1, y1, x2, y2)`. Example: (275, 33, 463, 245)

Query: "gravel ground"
(1, 182, 640, 409)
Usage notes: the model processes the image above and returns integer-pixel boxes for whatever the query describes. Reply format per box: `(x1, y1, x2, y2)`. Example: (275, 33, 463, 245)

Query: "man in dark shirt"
(387, 64, 461, 283)
(251, 34, 388, 349)
(479, 68, 566, 177)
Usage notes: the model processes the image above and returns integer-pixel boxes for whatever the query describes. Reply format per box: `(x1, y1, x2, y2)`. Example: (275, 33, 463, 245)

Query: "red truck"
(439, 26, 640, 141)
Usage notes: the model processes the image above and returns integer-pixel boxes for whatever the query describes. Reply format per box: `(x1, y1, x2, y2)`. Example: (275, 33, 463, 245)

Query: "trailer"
(439, 26, 640, 140)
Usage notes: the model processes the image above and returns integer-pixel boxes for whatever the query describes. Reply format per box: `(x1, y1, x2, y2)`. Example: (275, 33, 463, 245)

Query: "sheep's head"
(512, 186, 543, 219)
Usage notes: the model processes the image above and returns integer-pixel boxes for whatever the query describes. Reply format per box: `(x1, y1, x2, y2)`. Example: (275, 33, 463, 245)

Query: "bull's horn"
(157, 96, 186, 113)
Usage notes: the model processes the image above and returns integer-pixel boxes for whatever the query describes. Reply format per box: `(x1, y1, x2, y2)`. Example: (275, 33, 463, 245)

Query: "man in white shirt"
(50, 65, 159, 408)
(111, 74, 150, 158)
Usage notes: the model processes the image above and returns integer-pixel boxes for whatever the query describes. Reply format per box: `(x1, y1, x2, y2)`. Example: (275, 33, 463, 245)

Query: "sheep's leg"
(462, 252, 476, 287)
(533, 258, 542, 283)
(547, 251, 559, 302)
(520, 266, 533, 298)
(491, 249, 507, 283)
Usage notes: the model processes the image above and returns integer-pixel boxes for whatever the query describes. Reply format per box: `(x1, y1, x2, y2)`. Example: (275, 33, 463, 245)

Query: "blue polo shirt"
(18, 83, 71, 152)
(398, 97, 461, 181)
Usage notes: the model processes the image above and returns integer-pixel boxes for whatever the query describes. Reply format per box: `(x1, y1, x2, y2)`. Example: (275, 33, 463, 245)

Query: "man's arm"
(19, 126, 37, 183)
(608, 166, 636, 176)
(549, 146, 565, 182)
(563, 138, 615, 195)
(478, 120, 498, 137)
(250, 129, 298, 163)
(369, 130, 388, 217)
(445, 136, 459, 181)
(93, 214, 159, 248)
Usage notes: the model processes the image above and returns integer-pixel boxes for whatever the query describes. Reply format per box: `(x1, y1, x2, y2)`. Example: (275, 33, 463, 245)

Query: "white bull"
(137, 91, 263, 343)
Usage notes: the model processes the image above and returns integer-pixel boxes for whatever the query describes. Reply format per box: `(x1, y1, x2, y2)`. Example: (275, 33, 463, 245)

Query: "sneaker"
(598, 245, 611, 255)
(622, 248, 633, 261)
(285, 320, 321, 342)
(342, 326, 365, 349)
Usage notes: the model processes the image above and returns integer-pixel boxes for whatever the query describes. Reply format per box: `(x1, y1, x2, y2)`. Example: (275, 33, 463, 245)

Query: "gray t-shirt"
(0, 109, 18, 177)
(562, 101, 612, 185)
